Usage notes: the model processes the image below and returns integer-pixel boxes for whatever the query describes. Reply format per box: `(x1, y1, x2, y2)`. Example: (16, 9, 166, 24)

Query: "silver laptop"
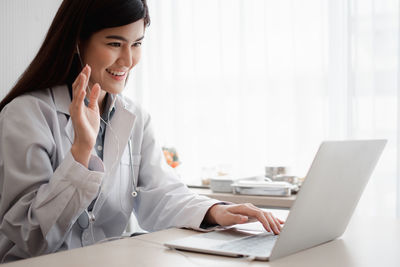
(165, 140, 387, 261)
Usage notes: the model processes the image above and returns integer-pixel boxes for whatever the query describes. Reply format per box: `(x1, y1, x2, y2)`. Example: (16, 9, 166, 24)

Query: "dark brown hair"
(0, 0, 150, 111)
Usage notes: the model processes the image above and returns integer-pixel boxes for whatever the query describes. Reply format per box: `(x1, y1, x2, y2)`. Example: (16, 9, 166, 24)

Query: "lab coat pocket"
(120, 149, 141, 213)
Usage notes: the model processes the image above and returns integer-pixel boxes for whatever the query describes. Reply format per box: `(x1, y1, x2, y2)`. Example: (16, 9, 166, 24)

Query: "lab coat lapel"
(102, 97, 136, 190)
(64, 119, 74, 144)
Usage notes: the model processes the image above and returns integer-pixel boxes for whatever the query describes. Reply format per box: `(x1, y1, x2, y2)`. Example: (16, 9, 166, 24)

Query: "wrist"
(71, 144, 92, 168)
(204, 204, 222, 225)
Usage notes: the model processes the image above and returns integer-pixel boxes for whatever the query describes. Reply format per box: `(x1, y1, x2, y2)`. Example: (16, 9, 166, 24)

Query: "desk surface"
(4, 213, 400, 267)
(190, 187, 296, 208)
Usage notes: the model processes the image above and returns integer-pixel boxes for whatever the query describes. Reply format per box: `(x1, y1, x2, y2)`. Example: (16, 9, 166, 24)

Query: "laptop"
(165, 140, 387, 261)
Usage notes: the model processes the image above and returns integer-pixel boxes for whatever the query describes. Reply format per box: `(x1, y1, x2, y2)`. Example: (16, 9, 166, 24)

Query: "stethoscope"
(77, 121, 139, 244)
(128, 138, 139, 197)
(77, 138, 138, 245)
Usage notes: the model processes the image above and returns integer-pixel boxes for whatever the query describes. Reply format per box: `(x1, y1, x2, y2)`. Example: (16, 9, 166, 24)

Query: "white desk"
(190, 187, 296, 209)
(4, 214, 400, 267)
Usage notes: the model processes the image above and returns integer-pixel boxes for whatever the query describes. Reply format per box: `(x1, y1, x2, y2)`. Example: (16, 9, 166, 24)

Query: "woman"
(0, 0, 283, 262)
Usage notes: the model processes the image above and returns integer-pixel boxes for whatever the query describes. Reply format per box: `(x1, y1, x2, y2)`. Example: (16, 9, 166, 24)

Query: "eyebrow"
(105, 35, 145, 42)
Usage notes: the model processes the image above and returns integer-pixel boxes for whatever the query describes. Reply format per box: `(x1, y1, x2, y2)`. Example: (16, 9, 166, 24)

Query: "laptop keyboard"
(213, 233, 278, 256)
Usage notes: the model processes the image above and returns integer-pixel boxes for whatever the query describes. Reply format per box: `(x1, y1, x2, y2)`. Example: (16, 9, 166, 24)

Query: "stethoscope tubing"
(128, 138, 138, 197)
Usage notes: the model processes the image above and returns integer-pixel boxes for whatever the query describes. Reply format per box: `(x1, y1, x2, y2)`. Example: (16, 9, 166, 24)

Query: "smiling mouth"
(106, 69, 126, 77)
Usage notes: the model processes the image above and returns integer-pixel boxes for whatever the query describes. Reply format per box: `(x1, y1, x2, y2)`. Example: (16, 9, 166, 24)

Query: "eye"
(108, 42, 121, 47)
(132, 42, 142, 48)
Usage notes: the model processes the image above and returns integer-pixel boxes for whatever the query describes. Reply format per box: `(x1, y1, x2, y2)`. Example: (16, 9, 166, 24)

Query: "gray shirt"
(84, 94, 116, 160)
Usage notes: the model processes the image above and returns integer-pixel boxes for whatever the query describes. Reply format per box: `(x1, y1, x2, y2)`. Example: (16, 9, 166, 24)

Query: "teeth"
(106, 69, 125, 76)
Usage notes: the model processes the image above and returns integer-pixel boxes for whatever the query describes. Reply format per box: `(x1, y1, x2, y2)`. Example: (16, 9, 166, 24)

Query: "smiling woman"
(0, 0, 284, 263)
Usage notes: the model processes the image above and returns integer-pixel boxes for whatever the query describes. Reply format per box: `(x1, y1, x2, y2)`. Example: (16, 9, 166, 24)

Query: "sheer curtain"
(125, 0, 399, 218)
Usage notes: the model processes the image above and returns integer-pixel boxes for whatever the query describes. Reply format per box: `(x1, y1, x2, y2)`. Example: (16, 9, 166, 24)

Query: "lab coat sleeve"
(0, 97, 104, 259)
(133, 113, 220, 232)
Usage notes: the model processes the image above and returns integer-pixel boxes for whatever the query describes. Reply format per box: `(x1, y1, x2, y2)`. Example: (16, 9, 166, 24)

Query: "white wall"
(0, 0, 62, 99)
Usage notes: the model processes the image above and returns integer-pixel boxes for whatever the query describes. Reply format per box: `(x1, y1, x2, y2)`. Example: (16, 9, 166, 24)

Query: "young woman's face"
(80, 19, 145, 96)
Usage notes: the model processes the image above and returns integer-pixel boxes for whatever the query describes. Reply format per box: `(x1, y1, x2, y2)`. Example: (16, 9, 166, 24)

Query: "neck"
(98, 90, 107, 115)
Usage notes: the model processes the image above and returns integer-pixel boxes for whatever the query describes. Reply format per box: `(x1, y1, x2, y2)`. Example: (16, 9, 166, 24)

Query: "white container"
(231, 180, 293, 196)
(209, 176, 236, 193)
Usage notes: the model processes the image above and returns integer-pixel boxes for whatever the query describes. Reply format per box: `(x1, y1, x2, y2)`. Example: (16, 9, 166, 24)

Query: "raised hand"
(69, 65, 101, 168)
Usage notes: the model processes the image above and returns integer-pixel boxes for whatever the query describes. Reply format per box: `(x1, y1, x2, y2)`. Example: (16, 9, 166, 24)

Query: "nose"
(117, 46, 134, 68)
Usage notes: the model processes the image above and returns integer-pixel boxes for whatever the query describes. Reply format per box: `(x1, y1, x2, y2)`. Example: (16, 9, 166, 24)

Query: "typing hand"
(204, 203, 285, 235)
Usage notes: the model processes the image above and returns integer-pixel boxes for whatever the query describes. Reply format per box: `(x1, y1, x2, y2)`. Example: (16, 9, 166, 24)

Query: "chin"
(103, 84, 125, 95)
(113, 86, 125, 94)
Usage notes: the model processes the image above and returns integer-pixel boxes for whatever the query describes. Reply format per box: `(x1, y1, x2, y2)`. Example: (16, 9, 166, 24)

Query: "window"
(125, 0, 400, 218)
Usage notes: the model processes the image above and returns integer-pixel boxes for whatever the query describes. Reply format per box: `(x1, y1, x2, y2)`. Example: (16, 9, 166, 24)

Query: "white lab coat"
(0, 85, 219, 262)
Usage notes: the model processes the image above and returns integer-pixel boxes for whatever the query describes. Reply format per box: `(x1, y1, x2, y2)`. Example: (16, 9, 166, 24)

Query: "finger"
(72, 64, 89, 92)
(88, 83, 101, 111)
(70, 87, 85, 116)
(257, 211, 273, 233)
(72, 73, 80, 90)
(82, 65, 91, 91)
(72, 73, 82, 100)
(74, 86, 86, 113)
(71, 78, 87, 119)
(265, 212, 281, 234)
(277, 218, 285, 224)
(75, 73, 87, 107)
(274, 217, 282, 229)
(268, 212, 282, 230)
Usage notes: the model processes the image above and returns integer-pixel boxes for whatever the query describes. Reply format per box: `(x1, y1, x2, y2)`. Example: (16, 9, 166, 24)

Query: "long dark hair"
(0, 0, 150, 111)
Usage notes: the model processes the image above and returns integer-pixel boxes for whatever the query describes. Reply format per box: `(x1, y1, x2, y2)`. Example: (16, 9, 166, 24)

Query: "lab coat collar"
(52, 84, 71, 115)
(52, 85, 74, 144)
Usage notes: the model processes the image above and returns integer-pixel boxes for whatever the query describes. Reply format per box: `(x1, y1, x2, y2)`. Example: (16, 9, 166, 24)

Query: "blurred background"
(1, 0, 399, 218)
